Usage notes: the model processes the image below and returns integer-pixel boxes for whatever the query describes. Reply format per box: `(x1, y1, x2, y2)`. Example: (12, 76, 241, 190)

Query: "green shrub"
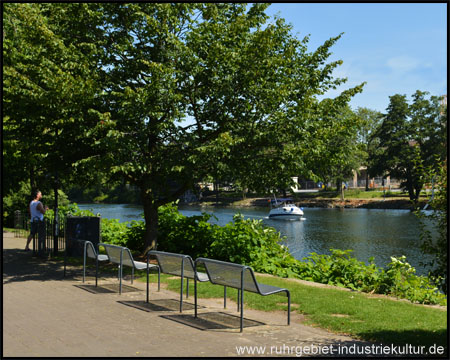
(298, 251, 446, 305)
(100, 218, 130, 246)
(156, 203, 215, 257)
(382, 255, 446, 305)
(208, 214, 297, 277)
(298, 249, 384, 292)
(123, 220, 146, 251)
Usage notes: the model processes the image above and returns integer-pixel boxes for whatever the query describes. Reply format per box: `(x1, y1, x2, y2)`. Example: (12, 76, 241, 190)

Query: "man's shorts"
(30, 218, 42, 236)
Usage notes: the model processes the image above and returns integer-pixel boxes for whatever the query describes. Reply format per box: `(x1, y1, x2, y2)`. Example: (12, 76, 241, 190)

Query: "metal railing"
(14, 210, 66, 256)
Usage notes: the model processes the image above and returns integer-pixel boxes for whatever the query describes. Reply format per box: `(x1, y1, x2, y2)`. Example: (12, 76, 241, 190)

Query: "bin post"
(38, 220, 46, 257)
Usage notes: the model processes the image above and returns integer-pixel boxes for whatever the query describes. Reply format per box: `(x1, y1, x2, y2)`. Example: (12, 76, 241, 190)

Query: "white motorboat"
(268, 196, 304, 220)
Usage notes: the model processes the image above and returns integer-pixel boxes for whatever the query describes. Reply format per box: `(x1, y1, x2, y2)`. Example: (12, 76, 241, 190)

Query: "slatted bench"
(147, 251, 209, 312)
(98, 243, 160, 300)
(194, 257, 290, 332)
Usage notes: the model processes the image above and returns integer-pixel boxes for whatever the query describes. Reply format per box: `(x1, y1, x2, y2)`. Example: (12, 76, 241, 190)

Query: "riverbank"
(188, 196, 426, 210)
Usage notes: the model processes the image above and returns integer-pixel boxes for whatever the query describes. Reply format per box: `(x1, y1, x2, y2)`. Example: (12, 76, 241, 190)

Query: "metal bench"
(98, 243, 160, 300)
(194, 258, 290, 332)
(80, 240, 109, 286)
(147, 251, 209, 312)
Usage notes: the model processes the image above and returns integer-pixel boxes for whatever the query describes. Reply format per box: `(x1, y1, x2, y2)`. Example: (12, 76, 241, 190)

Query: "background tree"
(354, 107, 383, 191)
(409, 91, 447, 169)
(370, 92, 446, 204)
(306, 100, 365, 199)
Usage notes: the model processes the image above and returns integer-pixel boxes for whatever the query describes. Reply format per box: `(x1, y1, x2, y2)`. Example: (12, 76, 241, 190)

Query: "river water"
(78, 203, 434, 275)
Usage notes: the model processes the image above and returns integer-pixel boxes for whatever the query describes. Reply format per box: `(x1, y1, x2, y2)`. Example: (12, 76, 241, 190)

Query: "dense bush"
(157, 204, 216, 256)
(297, 250, 446, 305)
(297, 249, 384, 292)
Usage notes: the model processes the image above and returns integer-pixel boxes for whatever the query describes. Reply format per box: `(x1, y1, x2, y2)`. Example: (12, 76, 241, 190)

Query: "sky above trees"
(266, 3, 447, 113)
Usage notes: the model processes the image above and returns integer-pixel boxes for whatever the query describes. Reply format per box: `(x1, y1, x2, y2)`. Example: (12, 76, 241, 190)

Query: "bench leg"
(240, 288, 244, 333)
(224, 286, 227, 309)
(119, 265, 123, 295)
(186, 277, 189, 298)
(158, 267, 160, 291)
(194, 277, 198, 318)
(180, 259, 184, 312)
(83, 246, 86, 283)
(287, 290, 291, 325)
(146, 266, 149, 303)
(240, 270, 244, 332)
(180, 275, 184, 312)
(95, 258, 98, 287)
(237, 289, 240, 312)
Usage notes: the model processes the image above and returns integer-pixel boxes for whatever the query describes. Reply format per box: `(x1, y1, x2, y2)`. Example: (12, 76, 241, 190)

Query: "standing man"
(25, 190, 48, 251)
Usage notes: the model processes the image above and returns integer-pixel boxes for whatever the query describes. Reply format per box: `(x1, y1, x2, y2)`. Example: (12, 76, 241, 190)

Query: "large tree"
(4, 3, 364, 253)
(92, 3, 364, 252)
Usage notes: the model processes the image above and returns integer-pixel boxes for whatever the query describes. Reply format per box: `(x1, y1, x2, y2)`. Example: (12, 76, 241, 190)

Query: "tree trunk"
(413, 185, 422, 208)
(214, 181, 219, 205)
(365, 171, 369, 191)
(142, 193, 159, 256)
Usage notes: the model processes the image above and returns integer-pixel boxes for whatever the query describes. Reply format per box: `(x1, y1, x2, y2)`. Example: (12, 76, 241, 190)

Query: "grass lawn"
(153, 273, 447, 349)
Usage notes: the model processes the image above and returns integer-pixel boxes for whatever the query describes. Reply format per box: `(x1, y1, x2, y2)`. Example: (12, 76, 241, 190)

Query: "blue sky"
(265, 3, 447, 113)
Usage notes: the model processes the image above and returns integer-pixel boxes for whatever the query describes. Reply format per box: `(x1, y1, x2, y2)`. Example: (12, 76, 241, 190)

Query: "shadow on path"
(3, 248, 66, 284)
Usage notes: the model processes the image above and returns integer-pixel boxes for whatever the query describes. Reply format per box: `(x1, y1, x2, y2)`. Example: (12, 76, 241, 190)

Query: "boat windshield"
(271, 198, 294, 205)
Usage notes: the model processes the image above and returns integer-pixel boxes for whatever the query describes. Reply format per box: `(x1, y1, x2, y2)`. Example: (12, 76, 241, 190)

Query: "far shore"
(79, 193, 429, 211)
(181, 196, 427, 210)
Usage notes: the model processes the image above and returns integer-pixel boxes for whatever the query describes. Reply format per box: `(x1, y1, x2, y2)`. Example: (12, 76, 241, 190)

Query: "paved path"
(3, 232, 371, 357)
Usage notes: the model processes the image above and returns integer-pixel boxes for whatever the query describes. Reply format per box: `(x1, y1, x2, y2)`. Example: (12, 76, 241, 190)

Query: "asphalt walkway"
(3, 232, 371, 357)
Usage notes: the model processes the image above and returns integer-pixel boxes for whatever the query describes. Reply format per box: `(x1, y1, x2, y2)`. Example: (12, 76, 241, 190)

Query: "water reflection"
(78, 203, 434, 275)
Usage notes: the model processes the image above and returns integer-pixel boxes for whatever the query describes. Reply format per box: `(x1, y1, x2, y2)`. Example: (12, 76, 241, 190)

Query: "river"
(78, 203, 435, 275)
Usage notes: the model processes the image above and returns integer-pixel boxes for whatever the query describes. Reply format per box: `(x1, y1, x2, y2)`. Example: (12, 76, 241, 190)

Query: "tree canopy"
(3, 3, 108, 195)
(3, 3, 365, 252)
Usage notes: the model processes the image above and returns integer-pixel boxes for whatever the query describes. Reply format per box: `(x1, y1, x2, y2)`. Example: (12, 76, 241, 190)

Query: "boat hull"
(268, 213, 303, 220)
(268, 206, 304, 220)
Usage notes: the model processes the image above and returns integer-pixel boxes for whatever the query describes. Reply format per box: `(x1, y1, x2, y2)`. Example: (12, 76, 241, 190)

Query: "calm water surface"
(78, 203, 433, 274)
